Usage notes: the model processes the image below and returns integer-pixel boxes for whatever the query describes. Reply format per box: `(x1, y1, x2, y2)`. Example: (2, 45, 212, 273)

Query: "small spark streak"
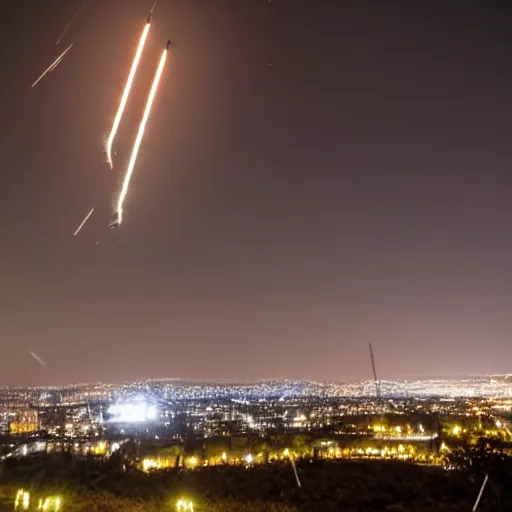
(472, 474, 489, 511)
(116, 46, 168, 225)
(31, 44, 73, 88)
(56, 0, 86, 45)
(29, 352, 47, 367)
(106, 23, 151, 169)
(287, 454, 302, 488)
(73, 206, 95, 236)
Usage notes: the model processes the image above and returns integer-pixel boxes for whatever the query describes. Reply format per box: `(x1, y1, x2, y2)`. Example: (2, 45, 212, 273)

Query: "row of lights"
(15, 489, 193, 511)
(14, 490, 61, 511)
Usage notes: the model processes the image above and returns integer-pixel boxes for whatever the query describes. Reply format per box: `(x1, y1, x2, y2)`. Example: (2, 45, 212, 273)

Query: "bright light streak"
(106, 23, 151, 169)
(116, 47, 168, 224)
(73, 206, 95, 236)
(31, 44, 73, 88)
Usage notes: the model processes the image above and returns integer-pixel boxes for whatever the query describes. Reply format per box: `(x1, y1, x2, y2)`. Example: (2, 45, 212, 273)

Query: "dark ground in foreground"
(0, 456, 507, 511)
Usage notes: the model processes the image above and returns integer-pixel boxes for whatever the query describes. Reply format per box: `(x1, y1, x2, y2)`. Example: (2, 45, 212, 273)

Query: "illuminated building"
(9, 409, 38, 434)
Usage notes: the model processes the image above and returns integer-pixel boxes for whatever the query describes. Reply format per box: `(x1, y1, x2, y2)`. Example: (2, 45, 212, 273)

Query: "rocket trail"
(29, 351, 47, 367)
(56, 0, 86, 45)
(115, 44, 169, 225)
(105, 22, 151, 169)
(31, 43, 73, 88)
(73, 206, 95, 236)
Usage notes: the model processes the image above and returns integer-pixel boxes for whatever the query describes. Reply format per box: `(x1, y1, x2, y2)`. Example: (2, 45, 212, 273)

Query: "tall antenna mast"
(369, 343, 381, 402)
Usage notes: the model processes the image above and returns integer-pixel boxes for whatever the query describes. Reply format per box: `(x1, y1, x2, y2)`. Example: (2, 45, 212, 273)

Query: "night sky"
(2, 0, 512, 386)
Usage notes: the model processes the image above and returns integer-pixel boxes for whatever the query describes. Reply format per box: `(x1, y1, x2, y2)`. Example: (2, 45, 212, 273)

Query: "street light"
(176, 498, 194, 511)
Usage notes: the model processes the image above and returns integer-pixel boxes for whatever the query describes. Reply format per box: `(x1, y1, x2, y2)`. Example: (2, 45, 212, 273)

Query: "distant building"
(9, 409, 38, 435)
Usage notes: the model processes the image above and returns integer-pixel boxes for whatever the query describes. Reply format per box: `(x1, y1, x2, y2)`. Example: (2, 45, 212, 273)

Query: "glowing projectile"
(113, 41, 169, 226)
(56, 0, 86, 45)
(73, 206, 95, 236)
(31, 44, 73, 88)
(105, 22, 151, 169)
(29, 351, 47, 367)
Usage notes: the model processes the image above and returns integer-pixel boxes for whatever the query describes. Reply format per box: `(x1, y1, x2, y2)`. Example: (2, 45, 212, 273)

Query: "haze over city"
(2, 3, 512, 511)
(2, 0, 512, 387)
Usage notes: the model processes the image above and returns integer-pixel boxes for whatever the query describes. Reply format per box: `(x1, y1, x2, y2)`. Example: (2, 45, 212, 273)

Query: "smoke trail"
(56, 0, 86, 45)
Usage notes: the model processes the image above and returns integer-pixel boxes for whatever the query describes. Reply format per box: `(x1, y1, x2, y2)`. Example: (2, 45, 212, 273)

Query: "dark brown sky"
(1, 0, 512, 386)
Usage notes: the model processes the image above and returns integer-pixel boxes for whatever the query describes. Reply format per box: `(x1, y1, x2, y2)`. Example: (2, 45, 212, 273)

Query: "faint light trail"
(31, 44, 73, 88)
(56, 0, 86, 45)
(106, 22, 151, 169)
(73, 206, 95, 236)
(29, 351, 47, 367)
(116, 45, 169, 225)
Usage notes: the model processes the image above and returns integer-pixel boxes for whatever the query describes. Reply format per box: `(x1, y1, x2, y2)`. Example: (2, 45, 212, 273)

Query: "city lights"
(187, 456, 198, 468)
(14, 489, 30, 511)
(37, 496, 62, 511)
(2, 377, 511, 487)
(176, 498, 194, 511)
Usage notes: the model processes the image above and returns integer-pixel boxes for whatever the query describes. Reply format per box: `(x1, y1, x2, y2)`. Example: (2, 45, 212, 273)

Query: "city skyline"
(2, 0, 512, 386)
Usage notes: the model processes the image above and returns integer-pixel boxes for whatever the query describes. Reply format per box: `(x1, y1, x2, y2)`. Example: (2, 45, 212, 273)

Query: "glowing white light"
(146, 405, 157, 420)
(107, 401, 158, 423)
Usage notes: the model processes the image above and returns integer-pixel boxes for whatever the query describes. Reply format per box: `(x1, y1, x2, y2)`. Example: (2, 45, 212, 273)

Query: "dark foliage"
(0, 454, 493, 511)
